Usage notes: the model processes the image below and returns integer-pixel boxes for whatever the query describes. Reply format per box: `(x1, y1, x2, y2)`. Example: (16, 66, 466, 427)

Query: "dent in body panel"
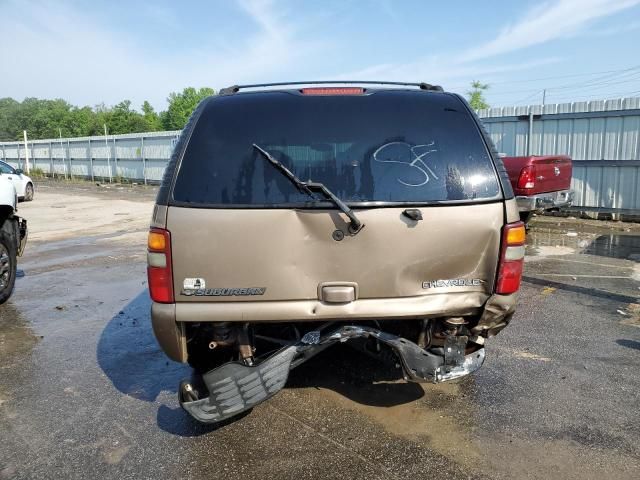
(167, 203, 504, 303)
(473, 293, 518, 337)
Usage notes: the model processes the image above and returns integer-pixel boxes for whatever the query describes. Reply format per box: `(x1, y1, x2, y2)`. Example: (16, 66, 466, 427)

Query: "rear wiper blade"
(252, 143, 315, 198)
(252, 144, 364, 234)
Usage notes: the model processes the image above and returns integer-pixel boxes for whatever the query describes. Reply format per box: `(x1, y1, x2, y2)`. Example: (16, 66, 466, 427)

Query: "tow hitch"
(179, 325, 485, 424)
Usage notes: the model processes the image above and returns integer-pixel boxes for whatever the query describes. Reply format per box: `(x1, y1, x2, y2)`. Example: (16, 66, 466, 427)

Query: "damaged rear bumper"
(180, 325, 485, 424)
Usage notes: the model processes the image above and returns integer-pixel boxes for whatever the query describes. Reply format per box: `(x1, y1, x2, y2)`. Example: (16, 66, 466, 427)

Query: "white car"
(0, 174, 28, 303)
(0, 161, 34, 202)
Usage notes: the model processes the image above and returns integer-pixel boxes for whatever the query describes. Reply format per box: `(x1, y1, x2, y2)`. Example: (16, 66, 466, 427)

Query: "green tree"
(65, 105, 99, 137)
(0, 98, 21, 141)
(89, 100, 152, 136)
(0, 88, 214, 141)
(0, 97, 78, 140)
(162, 87, 215, 130)
(467, 81, 490, 110)
(142, 101, 162, 131)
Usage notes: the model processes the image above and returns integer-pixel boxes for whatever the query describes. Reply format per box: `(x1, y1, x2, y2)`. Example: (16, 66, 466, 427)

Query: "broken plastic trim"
(179, 325, 485, 424)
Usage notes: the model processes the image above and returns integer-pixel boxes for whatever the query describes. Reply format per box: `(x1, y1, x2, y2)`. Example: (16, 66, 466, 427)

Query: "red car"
(502, 155, 574, 223)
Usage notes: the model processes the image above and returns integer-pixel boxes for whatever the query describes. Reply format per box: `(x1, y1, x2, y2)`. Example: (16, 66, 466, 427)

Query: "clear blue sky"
(1, 0, 639, 110)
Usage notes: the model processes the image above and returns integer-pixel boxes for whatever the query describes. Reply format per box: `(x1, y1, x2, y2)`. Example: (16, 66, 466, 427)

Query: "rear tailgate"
(529, 155, 572, 194)
(504, 155, 572, 195)
(168, 203, 503, 304)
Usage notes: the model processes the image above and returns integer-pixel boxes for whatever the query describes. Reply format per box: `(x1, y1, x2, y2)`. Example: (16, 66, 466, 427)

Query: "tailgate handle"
(319, 283, 357, 303)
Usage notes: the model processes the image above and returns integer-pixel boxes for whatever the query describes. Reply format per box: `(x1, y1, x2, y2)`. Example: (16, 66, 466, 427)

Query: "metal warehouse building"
(478, 97, 640, 214)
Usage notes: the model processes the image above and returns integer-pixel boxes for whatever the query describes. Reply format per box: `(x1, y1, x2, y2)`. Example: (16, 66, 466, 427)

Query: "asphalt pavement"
(0, 182, 639, 479)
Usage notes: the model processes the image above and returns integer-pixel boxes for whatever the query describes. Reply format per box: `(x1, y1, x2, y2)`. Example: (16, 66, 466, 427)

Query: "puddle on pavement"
(526, 227, 640, 261)
(526, 228, 590, 257)
(28, 231, 141, 253)
(583, 234, 640, 260)
(287, 345, 484, 468)
(316, 380, 483, 466)
(0, 303, 39, 358)
(289, 345, 640, 479)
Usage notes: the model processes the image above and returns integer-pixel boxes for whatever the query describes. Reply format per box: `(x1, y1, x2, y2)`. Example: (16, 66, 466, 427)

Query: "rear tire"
(0, 221, 17, 304)
(24, 183, 34, 202)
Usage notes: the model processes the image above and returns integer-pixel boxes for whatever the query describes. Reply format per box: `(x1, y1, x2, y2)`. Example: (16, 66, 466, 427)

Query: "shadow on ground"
(287, 344, 425, 406)
(616, 339, 640, 351)
(96, 291, 218, 436)
(522, 276, 638, 303)
(96, 291, 188, 402)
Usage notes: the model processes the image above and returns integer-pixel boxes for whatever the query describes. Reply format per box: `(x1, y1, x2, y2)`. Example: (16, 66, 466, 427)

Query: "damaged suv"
(148, 81, 525, 424)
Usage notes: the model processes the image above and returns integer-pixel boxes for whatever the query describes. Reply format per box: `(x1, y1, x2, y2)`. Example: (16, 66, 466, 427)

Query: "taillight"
(517, 165, 536, 190)
(301, 87, 364, 95)
(496, 222, 526, 295)
(147, 228, 174, 303)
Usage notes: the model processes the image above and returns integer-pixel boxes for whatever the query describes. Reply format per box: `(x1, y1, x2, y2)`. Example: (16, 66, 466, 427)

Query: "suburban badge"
(181, 287, 267, 296)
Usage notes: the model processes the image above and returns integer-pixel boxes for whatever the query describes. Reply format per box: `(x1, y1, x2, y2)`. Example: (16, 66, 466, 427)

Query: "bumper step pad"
(179, 347, 297, 423)
(179, 325, 485, 424)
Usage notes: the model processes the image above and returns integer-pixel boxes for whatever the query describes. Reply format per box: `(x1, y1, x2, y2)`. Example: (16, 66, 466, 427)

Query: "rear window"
(172, 91, 500, 206)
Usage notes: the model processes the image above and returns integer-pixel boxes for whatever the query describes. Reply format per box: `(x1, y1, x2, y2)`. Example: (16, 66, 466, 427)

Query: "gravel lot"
(1, 181, 639, 479)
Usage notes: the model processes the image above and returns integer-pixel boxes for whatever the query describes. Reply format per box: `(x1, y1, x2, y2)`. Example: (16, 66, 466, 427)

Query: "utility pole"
(104, 124, 112, 183)
(23, 130, 30, 174)
(59, 128, 66, 179)
(542, 89, 546, 106)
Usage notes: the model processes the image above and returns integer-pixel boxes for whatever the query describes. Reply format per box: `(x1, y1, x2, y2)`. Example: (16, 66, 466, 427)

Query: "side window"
(0, 163, 14, 174)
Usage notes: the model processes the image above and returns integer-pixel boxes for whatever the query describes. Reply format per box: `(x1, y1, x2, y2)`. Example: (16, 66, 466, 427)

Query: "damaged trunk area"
(180, 316, 494, 424)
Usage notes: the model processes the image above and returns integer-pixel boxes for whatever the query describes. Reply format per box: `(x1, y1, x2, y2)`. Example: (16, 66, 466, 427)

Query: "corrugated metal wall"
(0, 131, 181, 183)
(478, 96, 640, 212)
(1, 96, 640, 212)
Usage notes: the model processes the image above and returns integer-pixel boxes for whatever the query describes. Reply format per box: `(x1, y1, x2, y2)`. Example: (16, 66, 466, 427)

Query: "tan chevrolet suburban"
(147, 81, 525, 424)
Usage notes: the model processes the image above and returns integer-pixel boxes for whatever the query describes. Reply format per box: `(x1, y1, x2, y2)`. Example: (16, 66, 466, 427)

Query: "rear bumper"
(179, 325, 486, 424)
(516, 189, 574, 212)
(151, 292, 518, 362)
(172, 291, 489, 323)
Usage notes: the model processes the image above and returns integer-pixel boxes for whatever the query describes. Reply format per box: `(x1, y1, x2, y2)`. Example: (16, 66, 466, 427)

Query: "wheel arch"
(24, 182, 34, 200)
(0, 205, 14, 227)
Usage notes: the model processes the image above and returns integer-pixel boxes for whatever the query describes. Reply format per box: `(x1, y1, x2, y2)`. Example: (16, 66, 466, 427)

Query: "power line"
(511, 89, 545, 105)
(447, 64, 640, 90)
(493, 88, 640, 107)
(469, 68, 640, 97)
(547, 67, 640, 91)
(549, 89, 640, 102)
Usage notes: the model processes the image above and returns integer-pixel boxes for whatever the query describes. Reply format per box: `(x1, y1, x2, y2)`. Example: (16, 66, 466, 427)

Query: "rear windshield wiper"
(253, 144, 364, 234)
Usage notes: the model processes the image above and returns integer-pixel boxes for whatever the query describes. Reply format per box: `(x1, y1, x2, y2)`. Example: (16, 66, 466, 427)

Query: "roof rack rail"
(219, 81, 444, 95)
